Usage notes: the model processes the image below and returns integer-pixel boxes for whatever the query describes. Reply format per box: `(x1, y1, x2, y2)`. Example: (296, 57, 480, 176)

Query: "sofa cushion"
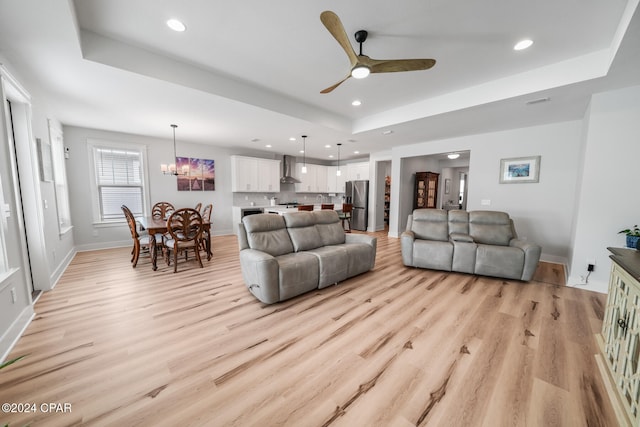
(413, 240, 453, 271)
(474, 244, 524, 280)
(283, 212, 323, 252)
(448, 210, 469, 235)
(313, 210, 346, 246)
(276, 252, 320, 300)
(306, 246, 349, 289)
(469, 211, 513, 246)
(411, 209, 449, 241)
(243, 214, 294, 257)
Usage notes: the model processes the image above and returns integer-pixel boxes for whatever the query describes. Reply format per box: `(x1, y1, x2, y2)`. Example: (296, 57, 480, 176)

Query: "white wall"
(63, 126, 242, 250)
(389, 120, 584, 267)
(568, 85, 640, 293)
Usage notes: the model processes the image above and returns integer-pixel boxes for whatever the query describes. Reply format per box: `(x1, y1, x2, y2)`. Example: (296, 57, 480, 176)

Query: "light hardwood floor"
(0, 232, 617, 426)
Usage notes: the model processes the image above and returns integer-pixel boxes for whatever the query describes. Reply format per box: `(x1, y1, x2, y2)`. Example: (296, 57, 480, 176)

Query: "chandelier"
(161, 124, 189, 175)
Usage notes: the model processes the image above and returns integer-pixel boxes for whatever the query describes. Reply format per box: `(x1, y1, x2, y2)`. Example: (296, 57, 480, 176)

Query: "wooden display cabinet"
(414, 172, 439, 209)
(600, 247, 640, 426)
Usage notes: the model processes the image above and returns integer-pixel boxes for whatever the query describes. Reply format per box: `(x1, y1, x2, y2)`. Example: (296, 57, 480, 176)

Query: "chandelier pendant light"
(161, 124, 189, 176)
(336, 143, 342, 176)
(301, 135, 308, 174)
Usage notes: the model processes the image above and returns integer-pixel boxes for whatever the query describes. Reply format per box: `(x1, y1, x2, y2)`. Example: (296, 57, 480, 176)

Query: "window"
(48, 120, 72, 234)
(88, 140, 148, 222)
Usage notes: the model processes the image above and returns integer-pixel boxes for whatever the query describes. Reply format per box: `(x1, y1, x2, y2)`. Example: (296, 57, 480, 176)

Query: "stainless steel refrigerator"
(345, 180, 369, 231)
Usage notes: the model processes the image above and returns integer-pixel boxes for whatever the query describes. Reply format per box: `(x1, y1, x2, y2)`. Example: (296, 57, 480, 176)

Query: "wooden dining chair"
(338, 203, 352, 233)
(164, 208, 205, 273)
(200, 204, 213, 260)
(121, 205, 162, 267)
(297, 204, 314, 211)
(194, 202, 202, 213)
(321, 204, 334, 210)
(152, 201, 175, 219)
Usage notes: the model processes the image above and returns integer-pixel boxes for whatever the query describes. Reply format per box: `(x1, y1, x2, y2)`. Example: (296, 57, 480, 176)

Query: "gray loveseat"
(237, 210, 377, 304)
(401, 209, 541, 281)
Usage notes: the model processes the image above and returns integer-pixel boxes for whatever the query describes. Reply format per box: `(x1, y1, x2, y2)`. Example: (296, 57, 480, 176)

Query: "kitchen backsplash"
(232, 184, 344, 207)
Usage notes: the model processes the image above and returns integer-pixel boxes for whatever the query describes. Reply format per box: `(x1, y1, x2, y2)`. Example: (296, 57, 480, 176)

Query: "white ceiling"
(1, 0, 639, 161)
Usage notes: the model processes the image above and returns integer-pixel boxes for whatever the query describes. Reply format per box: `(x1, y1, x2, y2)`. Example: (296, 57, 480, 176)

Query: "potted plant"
(618, 224, 640, 249)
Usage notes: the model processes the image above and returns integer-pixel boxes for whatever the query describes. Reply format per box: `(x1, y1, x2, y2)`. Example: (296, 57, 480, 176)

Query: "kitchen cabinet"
(600, 247, 640, 426)
(257, 158, 281, 192)
(347, 161, 369, 181)
(327, 166, 347, 193)
(414, 172, 439, 209)
(231, 156, 280, 193)
(295, 163, 328, 193)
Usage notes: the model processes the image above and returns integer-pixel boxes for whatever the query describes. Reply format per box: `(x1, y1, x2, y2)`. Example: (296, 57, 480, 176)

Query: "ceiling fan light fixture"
(448, 153, 460, 159)
(166, 19, 186, 32)
(514, 39, 533, 51)
(351, 65, 370, 79)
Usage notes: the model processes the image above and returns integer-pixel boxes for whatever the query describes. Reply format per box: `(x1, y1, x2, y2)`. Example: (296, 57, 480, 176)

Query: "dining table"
(137, 216, 212, 271)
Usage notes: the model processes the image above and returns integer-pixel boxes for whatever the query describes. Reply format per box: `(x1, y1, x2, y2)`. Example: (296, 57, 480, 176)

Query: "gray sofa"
(401, 209, 541, 281)
(237, 210, 377, 304)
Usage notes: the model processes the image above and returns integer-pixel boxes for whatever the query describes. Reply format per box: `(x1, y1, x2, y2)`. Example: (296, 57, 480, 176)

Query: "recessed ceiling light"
(382, 130, 393, 135)
(354, 151, 360, 154)
(167, 18, 186, 32)
(289, 137, 296, 141)
(265, 144, 272, 148)
(328, 155, 334, 158)
(299, 150, 305, 153)
(514, 39, 533, 51)
(447, 153, 460, 159)
(352, 100, 362, 106)
(325, 144, 331, 148)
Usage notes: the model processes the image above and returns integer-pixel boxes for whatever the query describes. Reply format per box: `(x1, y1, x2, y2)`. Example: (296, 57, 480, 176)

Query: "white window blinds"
(94, 147, 144, 220)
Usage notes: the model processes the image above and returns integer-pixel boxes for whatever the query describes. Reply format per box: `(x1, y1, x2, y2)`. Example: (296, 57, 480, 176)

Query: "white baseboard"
(0, 305, 35, 363)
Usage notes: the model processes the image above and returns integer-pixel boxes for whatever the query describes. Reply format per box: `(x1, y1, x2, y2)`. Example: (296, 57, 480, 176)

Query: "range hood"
(280, 155, 300, 184)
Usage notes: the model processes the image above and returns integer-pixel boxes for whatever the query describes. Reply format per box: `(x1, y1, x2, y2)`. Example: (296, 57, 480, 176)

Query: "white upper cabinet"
(231, 156, 280, 192)
(257, 158, 281, 192)
(295, 163, 330, 193)
(347, 161, 370, 181)
(327, 166, 347, 193)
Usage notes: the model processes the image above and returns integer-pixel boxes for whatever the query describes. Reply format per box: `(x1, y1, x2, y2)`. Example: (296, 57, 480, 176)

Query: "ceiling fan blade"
(368, 58, 436, 74)
(320, 74, 351, 94)
(320, 11, 358, 67)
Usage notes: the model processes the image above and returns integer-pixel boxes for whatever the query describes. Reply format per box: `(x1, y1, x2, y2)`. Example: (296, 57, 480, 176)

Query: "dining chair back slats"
(164, 208, 205, 273)
(152, 202, 175, 219)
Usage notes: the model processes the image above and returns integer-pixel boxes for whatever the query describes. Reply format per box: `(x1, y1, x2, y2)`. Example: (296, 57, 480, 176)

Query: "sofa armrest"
(400, 230, 415, 266)
(345, 233, 376, 246)
(450, 233, 474, 243)
(239, 249, 281, 303)
(345, 234, 378, 271)
(510, 239, 542, 281)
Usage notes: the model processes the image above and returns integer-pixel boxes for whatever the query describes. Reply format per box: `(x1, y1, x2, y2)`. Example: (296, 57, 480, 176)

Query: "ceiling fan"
(320, 10, 436, 94)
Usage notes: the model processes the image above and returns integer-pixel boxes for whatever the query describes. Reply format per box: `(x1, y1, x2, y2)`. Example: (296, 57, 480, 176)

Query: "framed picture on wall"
(499, 156, 541, 184)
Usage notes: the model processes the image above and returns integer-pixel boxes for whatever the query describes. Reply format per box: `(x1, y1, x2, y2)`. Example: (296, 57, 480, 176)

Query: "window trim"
(48, 119, 73, 236)
(87, 139, 150, 225)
